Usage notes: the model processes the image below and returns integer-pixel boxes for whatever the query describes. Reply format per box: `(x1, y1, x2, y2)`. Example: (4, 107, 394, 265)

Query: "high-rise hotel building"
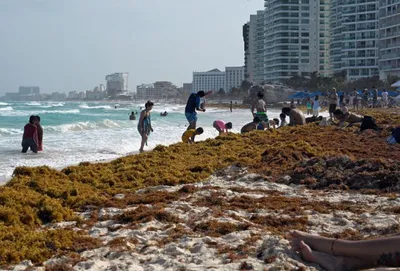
(378, 0, 400, 78)
(263, 0, 331, 81)
(243, 0, 331, 83)
(330, 0, 380, 80)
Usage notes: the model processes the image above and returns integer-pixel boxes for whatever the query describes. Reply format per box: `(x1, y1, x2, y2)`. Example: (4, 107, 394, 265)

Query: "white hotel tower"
(330, 0, 380, 79)
(262, 0, 331, 81)
(379, 0, 400, 79)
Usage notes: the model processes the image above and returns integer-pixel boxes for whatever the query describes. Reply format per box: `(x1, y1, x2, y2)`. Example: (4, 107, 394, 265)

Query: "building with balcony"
(3, 86, 41, 101)
(249, 0, 331, 83)
(136, 84, 154, 99)
(244, 0, 336, 83)
(330, 0, 380, 80)
(225, 66, 245, 91)
(136, 81, 178, 99)
(154, 81, 178, 99)
(193, 69, 226, 92)
(254, 10, 266, 83)
(105, 72, 128, 98)
(243, 13, 261, 83)
(378, 0, 400, 79)
(19, 86, 40, 96)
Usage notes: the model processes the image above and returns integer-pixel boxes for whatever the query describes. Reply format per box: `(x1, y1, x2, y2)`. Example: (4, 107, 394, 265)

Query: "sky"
(0, 0, 264, 94)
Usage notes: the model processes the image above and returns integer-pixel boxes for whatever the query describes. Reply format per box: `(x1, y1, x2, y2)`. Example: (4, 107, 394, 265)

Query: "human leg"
(329, 104, 335, 119)
(291, 231, 400, 266)
(185, 113, 197, 130)
(297, 241, 375, 271)
(213, 121, 222, 134)
(29, 139, 38, 153)
(139, 133, 148, 152)
(21, 140, 29, 153)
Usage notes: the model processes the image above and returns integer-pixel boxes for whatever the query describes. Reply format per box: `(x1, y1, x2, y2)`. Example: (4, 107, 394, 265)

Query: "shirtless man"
(241, 117, 262, 133)
(282, 107, 306, 126)
(251, 92, 269, 128)
(333, 109, 380, 132)
(333, 109, 363, 127)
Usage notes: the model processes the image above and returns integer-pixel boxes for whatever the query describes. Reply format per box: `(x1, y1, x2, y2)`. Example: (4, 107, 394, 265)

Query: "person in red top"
(22, 115, 38, 153)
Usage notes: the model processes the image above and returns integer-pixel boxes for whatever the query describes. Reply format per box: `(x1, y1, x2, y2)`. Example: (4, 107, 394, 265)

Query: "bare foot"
(289, 230, 309, 250)
(298, 241, 340, 271)
(299, 241, 315, 262)
(290, 230, 334, 255)
(139, 149, 144, 153)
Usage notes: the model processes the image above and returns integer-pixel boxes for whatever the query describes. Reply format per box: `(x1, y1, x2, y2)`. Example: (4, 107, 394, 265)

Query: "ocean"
(0, 101, 286, 184)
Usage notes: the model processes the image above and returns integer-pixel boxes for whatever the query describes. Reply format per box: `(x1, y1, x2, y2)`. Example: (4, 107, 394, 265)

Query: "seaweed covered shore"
(0, 109, 399, 269)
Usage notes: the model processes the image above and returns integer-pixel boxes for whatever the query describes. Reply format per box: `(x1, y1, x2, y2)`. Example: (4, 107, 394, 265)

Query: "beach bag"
(360, 116, 379, 132)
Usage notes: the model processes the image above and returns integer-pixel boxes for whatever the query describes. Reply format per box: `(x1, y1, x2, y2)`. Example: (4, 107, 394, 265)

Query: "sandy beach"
(1, 108, 399, 271)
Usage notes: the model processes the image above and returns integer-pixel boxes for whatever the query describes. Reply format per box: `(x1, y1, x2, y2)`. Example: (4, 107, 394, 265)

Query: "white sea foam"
(79, 104, 113, 109)
(0, 106, 13, 111)
(40, 109, 80, 114)
(25, 101, 41, 106)
(0, 102, 9, 106)
(45, 119, 122, 133)
(0, 128, 22, 136)
(39, 102, 65, 108)
(0, 108, 80, 117)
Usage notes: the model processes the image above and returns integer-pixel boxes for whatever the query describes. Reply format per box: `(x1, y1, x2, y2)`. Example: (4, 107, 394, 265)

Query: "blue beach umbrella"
(288, 92, 309, 99)
(308, 91, 324, 98)
(388, 91, 399, 97)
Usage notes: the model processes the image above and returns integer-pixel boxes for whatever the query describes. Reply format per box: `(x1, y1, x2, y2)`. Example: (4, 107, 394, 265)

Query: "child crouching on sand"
(182, 127, 204, 144)
(213, 120, 232, 135)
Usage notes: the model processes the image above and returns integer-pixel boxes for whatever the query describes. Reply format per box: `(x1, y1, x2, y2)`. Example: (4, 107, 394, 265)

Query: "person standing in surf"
(185, 91, 206, 130)
(22, 115, 38, 153)
(138, 101, 154, 153)
(35, 115, 43, 151)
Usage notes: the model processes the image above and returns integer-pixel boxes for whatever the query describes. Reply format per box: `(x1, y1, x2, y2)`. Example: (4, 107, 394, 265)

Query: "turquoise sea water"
(0, 101, 286, 184)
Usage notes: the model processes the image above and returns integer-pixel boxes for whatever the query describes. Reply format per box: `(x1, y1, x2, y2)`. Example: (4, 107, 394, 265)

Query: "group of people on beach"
(136, 87, 399, 152)
(302, 87, 396, 116)
(21, 115, 43, 153)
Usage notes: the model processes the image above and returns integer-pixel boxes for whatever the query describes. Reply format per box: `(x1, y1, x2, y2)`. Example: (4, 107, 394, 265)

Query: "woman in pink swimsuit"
(213, 120, 232, 135)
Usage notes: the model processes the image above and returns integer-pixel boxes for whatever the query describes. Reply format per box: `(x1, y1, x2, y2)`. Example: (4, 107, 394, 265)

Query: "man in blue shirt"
(185, 91, 206, 129)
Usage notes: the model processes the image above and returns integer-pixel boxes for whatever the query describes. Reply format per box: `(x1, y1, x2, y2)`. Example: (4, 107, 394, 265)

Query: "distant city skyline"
(0, 0, 263, 95)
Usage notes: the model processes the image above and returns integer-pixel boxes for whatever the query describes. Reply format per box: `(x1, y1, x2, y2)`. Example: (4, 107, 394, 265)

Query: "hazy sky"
(0, 0, 264, 94)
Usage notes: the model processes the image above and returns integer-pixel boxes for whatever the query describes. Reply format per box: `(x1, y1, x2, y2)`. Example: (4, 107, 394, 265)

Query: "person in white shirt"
(313, 95, 321, 117)
(340, 103, 349, 114)
(382, 90, 389, 107)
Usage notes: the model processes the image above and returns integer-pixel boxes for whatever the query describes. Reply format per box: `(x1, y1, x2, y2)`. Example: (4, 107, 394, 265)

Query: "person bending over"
(182, 127, 204, 144)
(268, 118, 280, 129)
(282, 107, 306, 126)
(213, 120, 232, 135)
(333, 109, 379, 132)
(185, 91, 206, 130)
(241, 117, 262, 133)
